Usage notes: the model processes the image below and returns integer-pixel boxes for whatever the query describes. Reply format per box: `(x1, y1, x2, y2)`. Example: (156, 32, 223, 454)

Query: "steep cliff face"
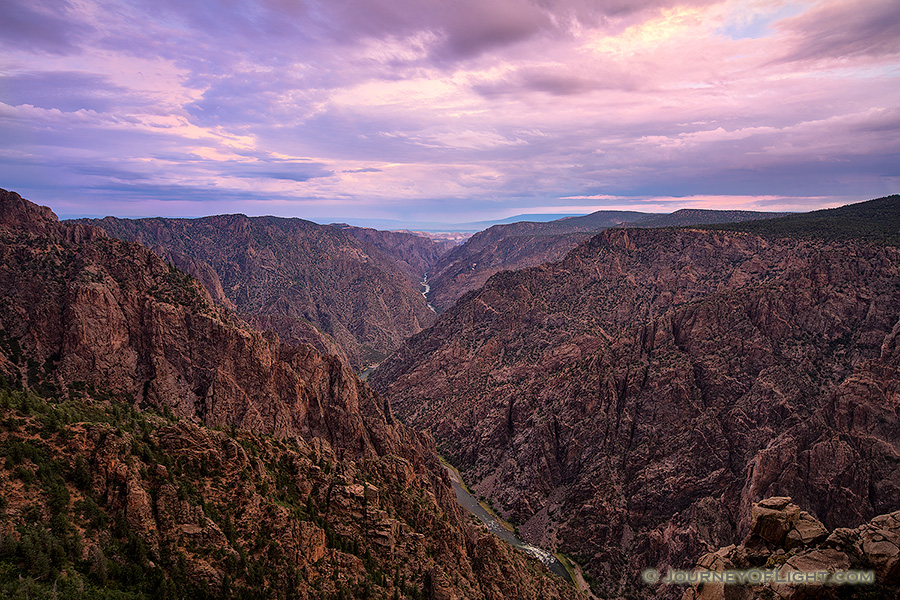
(373, 223, 900, 598)
(0, 188, 580, 600)
(2, 194, 382, 450)
(73, 214, 436, 368)
(426, 231, 594, 312)
(425, 211, 646, 312)
(426, 209, 786, 312)
(0, 388, 579, 600)
(333, 224, 455, 285)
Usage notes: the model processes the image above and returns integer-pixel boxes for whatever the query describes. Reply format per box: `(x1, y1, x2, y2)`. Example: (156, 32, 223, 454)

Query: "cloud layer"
(1, 0, 897, 221)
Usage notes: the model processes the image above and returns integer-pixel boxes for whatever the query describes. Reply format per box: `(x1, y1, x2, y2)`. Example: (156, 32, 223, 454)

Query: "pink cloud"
(774, 0, 900, 64)
(0, 0, 896, 221)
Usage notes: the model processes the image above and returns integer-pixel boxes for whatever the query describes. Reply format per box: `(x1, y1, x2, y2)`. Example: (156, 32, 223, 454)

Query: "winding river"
(443, 464, 574, 584)
(417, 277, 581, 589)
(421, 273, 436, 312)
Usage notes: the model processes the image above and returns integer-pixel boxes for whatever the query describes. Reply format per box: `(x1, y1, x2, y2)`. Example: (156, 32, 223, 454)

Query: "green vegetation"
(554, 552, 578, 585)
(0, 371, 442, 600)
(0, 383, 208, 600)
(698, 195, 900, 245)
(149, 263, 213, 312)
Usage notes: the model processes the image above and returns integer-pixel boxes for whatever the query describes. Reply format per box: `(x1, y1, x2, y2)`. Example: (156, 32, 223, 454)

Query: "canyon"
(73, 214, 447, 369)
(0, 188, 579, 599)
(3, 186, 898, 599)
(373, 197, 900, 598)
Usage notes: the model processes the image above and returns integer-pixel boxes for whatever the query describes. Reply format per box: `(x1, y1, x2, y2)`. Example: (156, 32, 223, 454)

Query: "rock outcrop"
(679, 497, 899, 599)
(373, 201, 900, 598)
(0, 390, 582, 599)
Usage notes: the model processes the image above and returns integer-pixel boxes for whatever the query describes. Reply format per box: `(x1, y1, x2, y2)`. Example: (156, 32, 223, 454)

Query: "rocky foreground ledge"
(679, 496, 899, 600)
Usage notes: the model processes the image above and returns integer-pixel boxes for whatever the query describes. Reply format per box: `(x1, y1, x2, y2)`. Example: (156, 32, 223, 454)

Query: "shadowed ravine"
(443, 463, 574, 585)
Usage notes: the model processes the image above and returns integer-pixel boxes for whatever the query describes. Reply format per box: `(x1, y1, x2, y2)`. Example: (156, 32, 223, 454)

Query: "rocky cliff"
(373, 209, 900, 598)
(426, 209, 787, 312)
(0, 188, 580, 599)
(0, 386, 580, 599)
(73, 213, 437, 369)
(426, 231, 594, 312)
(680, 497, 899, 599)
(332, 224, 455, 285)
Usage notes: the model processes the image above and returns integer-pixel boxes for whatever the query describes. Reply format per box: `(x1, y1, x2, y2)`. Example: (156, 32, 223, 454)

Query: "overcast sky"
(1, 0, 898, 224)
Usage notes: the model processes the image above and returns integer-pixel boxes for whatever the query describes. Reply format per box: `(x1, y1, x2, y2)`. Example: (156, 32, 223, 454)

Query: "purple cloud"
(0, 0, 897, 223)
(775, 0, 900, 63)
(0, 0, 91, 54)
(0, 71, 136, 113)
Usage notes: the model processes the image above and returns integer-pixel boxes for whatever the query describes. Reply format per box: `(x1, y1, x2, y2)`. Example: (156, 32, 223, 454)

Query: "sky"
(1, 0, 898, 225)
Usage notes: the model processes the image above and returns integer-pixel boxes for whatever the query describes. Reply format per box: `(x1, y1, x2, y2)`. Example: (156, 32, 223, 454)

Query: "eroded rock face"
(425, 209, 788, 312)
(680, 497, 900, 600)
(0, 188, 580, 599)
(426, 229, 595, 312)
(334, 224, 455, 285)
(0, 407, 583, 599)
(71, 213, 436, 368)
(751, 497, 800, 545)
(373, 225, 900, 598)
(1, 190, 402, 452)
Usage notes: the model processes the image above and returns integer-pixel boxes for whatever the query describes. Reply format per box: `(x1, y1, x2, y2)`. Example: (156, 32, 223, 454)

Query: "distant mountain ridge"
(426, 207, 788, 311)
(628, 207, 792, 228)
(312, 213, 588, 233)
(701, 194, 900, 244)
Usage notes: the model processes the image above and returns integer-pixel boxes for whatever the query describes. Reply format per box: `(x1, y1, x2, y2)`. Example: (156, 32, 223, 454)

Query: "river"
(421, 273, 436, 312)
(442, 463, 574, 584)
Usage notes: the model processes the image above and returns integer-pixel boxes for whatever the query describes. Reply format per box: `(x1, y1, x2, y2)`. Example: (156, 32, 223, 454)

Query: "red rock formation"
(334, 223, 455, 285)
(0, 187, 581, 599)
(426, 209, 787, 312)
(426, 229, 594, 311)
(680, 497, 899, 599)
(73, 213, 436, 368)
(374, 224, 900, 598)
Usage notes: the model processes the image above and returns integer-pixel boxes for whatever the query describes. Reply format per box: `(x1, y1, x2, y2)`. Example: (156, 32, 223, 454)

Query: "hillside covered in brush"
(700, 194, 900, 245)
(0, 188, 579, 600)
